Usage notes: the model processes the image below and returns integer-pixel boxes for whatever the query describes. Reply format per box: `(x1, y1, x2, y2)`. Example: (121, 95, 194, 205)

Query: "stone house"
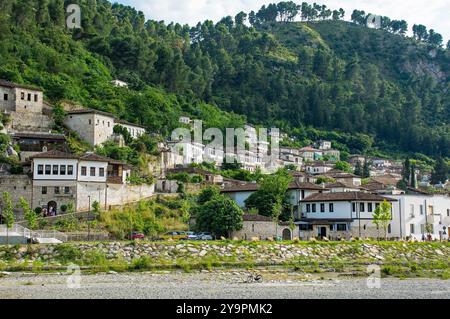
(231, 214, 299, 241)
(64, 109, 146, 146)
(27, 150, 152, 214)
(0, 80, 52, 132)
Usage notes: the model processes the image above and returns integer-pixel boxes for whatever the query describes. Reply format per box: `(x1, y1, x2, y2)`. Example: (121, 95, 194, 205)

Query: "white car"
(197, 232, 213, 240)
(185, 231, 198, 240)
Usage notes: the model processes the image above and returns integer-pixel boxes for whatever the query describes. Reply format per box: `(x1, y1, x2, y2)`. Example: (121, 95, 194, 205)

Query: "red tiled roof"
(30, 150, 78, 159)
(0, 79, 42, 91)
(302, 192, 397, 202)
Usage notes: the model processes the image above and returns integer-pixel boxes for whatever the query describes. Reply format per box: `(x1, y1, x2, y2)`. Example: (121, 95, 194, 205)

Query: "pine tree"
(430, 157, 448, 185)
(354, 161, 363, 177)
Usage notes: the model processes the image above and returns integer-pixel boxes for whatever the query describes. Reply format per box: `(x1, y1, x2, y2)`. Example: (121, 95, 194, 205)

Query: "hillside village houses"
(0, 80, 154, 217)
(1, 79, 449, 242)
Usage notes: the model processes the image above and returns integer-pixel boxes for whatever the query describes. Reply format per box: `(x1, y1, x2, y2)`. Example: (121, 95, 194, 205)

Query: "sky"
(117, 0, 450, 42)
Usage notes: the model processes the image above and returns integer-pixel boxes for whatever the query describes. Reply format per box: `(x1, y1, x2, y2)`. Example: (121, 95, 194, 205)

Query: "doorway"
(282, 228, 292, 241)
(319, 226, 327, 239)
(47, 201, 57, 216)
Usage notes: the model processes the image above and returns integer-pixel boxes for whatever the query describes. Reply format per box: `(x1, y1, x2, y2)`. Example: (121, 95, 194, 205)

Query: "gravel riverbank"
(0, 270, 449, 299)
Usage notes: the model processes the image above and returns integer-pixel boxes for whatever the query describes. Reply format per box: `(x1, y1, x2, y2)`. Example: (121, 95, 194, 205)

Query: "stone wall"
(106, 183, 155, 209)
(1, 242, 448, 267)
(231, 221, 299, 241)
(0, 175, 32, 218)
(7, 111, 53, 132)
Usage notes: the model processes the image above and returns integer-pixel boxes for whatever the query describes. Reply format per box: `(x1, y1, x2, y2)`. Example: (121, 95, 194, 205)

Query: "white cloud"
(117, 0, 450, 41)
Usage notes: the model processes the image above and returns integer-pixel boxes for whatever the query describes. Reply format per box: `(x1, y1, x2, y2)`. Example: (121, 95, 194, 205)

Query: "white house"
(298, 146, 323, 161)
(298, 192, 397, 240)
(318, 140, 332, 150)
(30, 151, 138, 213)
(305, 162, 334, 175)
(111, 80, 128, 88)
(65, 109, 146, 146)
(168, 141, 205, 166)
(390, 194, 450, 241)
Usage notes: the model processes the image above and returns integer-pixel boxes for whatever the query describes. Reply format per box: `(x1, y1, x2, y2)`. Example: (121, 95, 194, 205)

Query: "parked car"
(182, 231, 198, 241)
(197, 232, 213, 240)
(127, 232, 145, 240)
(159, 231, 188, 241)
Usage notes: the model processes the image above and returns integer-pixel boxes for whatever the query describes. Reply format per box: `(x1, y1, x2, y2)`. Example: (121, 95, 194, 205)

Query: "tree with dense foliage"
(335, 161, 352, 173)
(195, 195, 243, 238)
(354, 160, 363, 177)
(18, 197, 37, 230)
(245, 170, 293, 220)
(1, 192, 15, 244)
(0, 0, 449, 162)
(372, 200, 392, 241)
(430, 157, 449, 185)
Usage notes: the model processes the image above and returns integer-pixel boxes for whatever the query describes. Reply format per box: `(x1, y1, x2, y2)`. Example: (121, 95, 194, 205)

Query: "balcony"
(107, 176, 123, 184)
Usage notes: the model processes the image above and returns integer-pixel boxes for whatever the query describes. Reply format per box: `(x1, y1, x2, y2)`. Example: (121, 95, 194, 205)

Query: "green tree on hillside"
(430, 157, 449, 185)
(195, 195, 243, 238)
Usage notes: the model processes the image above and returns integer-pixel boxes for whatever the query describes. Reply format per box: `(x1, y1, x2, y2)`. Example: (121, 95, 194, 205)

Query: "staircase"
(0, 224, 68, 244)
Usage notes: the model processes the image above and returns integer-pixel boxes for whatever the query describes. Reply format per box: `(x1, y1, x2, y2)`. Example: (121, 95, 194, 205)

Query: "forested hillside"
(0, 0, 449, 159)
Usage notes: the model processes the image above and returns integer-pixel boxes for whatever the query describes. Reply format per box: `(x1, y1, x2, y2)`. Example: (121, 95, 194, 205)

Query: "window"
(337, 224, 347, 231)
(99, 168, 105, 177)
(34, 94, 38, 102)
(388, 224, 392, 234)
(64, 187, 70, 194)
(54, 187, 60, 195)
(52, 165, 58, 175)
(447, 209, 450, 217)
(27, 93, 31, 101)
(420, 205, 424, 215)
(3, 93, 8, 101)
(60, 165, 66, 175)
(88, 119, 92, 125)
(428, 205, 434, 215)
(90, 167, 96, 176)
(368, 203, 373, 212)
(360, 203, 365, 212)
(37, 165, 44, 175)
(299, 224, 313, 231)
(352, 203, 356, 212)
(329, 203, 334, 212)
(306, 204, 311, 213)
(42, 187, 47, 195)
(410, 224, 415, 234)
(45, 165, 51, 175)
(21, 92, 25, 100)
(410, 204, 415, 216)
(81, 166, 87, 176)
(67, 165, 74, 175)
(312, 204, 316, 213)
(375, 203, 380, 210)
(320, 203, 325, 213)
(108, 122, 110, 127)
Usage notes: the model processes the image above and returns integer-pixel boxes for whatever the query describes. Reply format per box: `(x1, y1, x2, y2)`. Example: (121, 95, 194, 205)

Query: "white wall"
(77, 160, 108, 183)
(391, 194, 450, 240)
(33, 158, 78, 180)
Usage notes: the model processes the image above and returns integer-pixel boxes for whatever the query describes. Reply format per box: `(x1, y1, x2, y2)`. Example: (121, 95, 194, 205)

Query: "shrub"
(60, 205, 68, 213)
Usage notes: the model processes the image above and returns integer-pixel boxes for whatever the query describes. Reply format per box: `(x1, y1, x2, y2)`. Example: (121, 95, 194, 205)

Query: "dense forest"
(0, 0, 449, 159)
